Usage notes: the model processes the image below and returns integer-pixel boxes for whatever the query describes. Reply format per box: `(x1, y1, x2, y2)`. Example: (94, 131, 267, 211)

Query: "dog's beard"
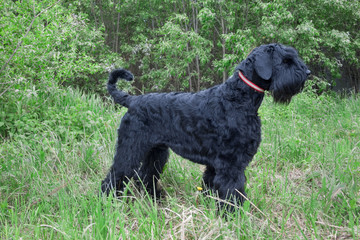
(270, 67, 307, 103)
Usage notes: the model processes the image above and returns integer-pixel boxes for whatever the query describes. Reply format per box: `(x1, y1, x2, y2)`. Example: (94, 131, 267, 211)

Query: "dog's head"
(235, 43, 311, 103)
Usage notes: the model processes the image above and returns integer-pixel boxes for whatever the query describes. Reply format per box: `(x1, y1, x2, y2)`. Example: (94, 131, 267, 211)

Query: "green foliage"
(142, 15, 213, 91)
(0, 0, 126, 138)
(91, 0, 358, 91)
(0, 0, 124, 92)
(0, 79, 123, 140)
(2, 0, 359, 95)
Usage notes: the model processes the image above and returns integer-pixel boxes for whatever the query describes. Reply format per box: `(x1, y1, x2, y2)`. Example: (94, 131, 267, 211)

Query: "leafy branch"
(0, 0, 60, 97)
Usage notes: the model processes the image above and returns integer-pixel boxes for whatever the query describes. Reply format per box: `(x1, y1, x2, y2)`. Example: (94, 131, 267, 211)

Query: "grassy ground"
(0, 85, 359, 239)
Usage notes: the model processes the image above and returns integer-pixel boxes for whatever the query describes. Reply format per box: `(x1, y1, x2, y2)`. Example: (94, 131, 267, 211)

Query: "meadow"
(0, 84, 359, 239)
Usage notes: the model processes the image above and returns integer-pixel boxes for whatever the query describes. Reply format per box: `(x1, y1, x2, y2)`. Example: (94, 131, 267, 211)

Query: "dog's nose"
(306, 70, 311, 75)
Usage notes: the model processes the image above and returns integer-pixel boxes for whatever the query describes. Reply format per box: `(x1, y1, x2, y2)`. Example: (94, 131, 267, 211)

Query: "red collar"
(238, 71, 265, 93)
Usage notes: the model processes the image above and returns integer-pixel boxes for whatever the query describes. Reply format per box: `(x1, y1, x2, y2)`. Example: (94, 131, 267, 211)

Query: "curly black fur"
(101, 43, 310, 210)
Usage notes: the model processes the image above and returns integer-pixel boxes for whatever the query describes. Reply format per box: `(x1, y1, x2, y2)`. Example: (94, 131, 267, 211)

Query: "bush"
(0, 80, 123, 141)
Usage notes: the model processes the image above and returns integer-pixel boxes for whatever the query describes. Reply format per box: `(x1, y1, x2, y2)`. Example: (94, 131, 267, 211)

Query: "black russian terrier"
(101, 43, 311, 210)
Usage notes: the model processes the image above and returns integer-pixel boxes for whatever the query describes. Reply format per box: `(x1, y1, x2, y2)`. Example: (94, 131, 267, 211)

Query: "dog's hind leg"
(101, 117, 151, 196)
(135, 146, 169, 198)
(101, 143, 147, 196)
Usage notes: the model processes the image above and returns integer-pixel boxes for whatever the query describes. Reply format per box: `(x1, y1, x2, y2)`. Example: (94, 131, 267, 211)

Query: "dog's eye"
(283, 58, 292, 64)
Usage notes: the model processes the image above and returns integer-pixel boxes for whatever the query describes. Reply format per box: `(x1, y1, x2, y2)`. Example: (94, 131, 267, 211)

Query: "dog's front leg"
(212, 167, 247, 211)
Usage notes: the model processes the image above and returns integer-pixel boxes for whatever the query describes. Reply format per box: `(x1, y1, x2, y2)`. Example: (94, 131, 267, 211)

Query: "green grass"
(0, 85, 359, 239)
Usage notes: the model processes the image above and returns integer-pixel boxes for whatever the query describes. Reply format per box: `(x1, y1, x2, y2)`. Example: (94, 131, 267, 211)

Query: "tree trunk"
(192, 0, 201, 91)
(182, 0, 192, 92)
(220, 4, 227, 83)
(115, 2, 121, 53)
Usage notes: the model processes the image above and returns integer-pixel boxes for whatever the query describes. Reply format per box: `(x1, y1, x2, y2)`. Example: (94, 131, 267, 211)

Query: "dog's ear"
(254, 46, 274, 80)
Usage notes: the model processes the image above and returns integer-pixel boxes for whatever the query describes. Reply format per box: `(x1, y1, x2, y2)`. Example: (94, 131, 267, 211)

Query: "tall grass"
(0, 86, 359, 239)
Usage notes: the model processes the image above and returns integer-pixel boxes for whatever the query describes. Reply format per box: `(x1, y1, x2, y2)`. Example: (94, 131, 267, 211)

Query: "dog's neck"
(223, 72, 266, 111)
(240, 70, 272, 92)
(238, 71, 264, 93)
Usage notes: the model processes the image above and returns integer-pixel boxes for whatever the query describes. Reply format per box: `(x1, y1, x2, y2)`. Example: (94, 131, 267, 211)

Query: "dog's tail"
(107, 68, 134, 108)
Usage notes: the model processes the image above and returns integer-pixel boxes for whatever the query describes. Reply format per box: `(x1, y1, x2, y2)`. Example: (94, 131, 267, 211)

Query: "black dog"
(101, 43, 311, 209)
